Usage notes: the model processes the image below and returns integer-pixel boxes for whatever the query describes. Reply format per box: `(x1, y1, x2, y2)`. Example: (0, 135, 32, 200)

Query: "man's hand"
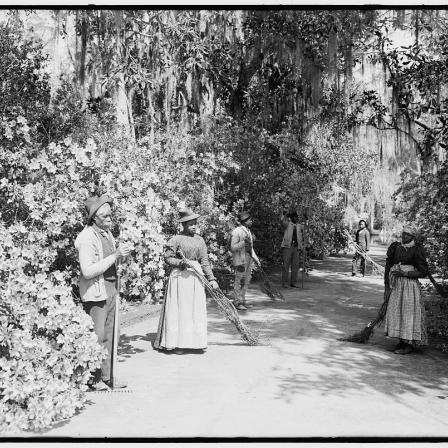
(116, 243, 131, 259)
(209, 280, 219, 290)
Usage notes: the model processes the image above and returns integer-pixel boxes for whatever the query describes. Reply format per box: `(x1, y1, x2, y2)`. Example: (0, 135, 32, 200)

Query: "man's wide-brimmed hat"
(238, 211, 252, 223)
(85, 194, 113, 222)
(178, 208, 200, 223)
(402, 224, 418, 237)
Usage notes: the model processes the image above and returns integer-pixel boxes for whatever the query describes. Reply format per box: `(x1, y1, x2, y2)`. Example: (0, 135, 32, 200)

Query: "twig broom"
(340, 231, 392, 343)
(341, 230, 447, 343)
(339, 287, 391, 343)
(345, 230, 447, 297)
(178, 250, 262, 346)
(251, 255, 286, 302)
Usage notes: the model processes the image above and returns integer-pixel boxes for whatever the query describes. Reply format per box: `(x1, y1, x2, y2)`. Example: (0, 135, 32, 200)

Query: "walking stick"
(110, 257, 120, 389)
(301, 247, 304, 289)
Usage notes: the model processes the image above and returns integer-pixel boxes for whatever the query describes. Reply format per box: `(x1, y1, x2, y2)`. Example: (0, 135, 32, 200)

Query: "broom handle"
(346, 230, 446, 298)
(428, 273, 439, 289)
(176, 250, 241, 315)
(427, 273, 448, 297)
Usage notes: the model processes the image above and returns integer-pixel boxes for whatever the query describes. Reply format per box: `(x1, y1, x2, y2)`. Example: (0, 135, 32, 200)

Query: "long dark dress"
(384, 241, 429, 344)
(153, 234, 215, 350)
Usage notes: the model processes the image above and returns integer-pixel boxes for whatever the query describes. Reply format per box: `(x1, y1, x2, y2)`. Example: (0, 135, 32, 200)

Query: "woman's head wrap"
(402, 224, 418, 237)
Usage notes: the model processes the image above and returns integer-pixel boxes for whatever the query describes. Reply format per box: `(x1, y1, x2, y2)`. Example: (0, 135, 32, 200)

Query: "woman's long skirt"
(384, 264, 427, 345)
(154, 261, 207, 350)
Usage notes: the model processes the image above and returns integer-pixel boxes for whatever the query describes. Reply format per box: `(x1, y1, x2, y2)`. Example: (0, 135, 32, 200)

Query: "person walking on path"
(351, 219, 370, 277)
(230, 211, 259, 311)
(153, 209, 219, 355)
(281, 210, 306, 288)
(384, 225, 429, 355)
(75, 194, 130, 391)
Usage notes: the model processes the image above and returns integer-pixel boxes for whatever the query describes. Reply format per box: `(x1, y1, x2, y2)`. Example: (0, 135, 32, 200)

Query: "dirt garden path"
(32, 244, 448, 438)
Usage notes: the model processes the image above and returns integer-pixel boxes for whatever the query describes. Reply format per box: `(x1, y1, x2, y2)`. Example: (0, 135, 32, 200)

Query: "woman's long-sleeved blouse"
(165, 234, 215, 281)
(384, 241, 429, 285)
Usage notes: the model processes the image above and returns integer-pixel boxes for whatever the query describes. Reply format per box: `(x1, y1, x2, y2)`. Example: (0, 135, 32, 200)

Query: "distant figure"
(153, 208, 219, 355)
(384, 225, 429, 355)
(351, 219, 370, 277)
(280, 210, 306, 288)
(230, 211, 259, 311)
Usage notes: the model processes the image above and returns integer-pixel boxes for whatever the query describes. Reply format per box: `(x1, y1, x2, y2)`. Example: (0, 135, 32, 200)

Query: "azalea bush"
(0, 19, 376, 433)
(0, 220, 107, 432)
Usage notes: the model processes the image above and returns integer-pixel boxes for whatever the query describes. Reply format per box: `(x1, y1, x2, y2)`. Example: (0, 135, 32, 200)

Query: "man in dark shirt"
(281, 210, 305, 288)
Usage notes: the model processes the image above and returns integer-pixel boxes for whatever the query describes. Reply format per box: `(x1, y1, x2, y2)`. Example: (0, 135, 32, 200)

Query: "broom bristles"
(340, 322, 375, 343)
(177, 250, 263, 345)
(252, 257, 286, 302)
(339, 289, 391, 344)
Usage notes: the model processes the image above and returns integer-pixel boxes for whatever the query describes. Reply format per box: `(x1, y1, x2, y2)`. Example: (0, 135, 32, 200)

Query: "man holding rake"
(75, 194, 130, 391)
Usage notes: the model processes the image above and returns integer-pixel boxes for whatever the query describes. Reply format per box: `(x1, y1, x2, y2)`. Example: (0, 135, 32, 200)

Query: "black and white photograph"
(2, 3, 448, 440)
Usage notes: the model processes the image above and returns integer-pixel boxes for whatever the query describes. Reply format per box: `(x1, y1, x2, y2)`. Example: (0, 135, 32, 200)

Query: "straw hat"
(238, 211, 252, 223)
(178, 208, 200, 223)
(85, 194, 113, 222)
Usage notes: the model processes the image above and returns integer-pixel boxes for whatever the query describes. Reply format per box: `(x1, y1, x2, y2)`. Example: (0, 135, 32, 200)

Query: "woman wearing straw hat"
(153, 208, 219, 354)
(384, 224, 429, 355)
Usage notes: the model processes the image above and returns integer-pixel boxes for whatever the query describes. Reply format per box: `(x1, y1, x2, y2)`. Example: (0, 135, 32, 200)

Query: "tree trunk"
(112, 11, 133, 138)
(327, 26, 338, 87)
(230, 38, 264, 119)
(79, 12, 88, 95)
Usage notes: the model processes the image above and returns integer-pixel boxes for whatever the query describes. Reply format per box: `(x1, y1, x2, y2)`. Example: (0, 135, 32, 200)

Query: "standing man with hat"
(230, 211, 259, 311)
(75, 194, 130, 390)
(281, 210, 305, 288)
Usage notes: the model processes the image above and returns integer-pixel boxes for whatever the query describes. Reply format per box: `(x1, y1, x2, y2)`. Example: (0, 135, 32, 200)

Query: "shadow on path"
(206, 245, 448, 405)
(118, 332, 156, 358)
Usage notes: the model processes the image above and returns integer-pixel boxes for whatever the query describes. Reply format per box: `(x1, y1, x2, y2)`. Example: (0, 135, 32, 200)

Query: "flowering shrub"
(0, 22, 373, 433)
(0, 222, 106, 432)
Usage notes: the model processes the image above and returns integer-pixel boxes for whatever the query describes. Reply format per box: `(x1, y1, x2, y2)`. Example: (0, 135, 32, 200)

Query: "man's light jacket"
(230, 225, 258, 266)
(75, 226, 118, 302)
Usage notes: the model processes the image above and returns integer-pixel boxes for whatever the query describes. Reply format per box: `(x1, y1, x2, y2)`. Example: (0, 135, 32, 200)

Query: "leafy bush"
(0, 18, 377, 433)
(0, 222, 107, 432)
(394, 164, 448, 280)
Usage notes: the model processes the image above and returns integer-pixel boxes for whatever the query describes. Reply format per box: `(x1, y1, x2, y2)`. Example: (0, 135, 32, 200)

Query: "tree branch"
(376, 118, 421, 146)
